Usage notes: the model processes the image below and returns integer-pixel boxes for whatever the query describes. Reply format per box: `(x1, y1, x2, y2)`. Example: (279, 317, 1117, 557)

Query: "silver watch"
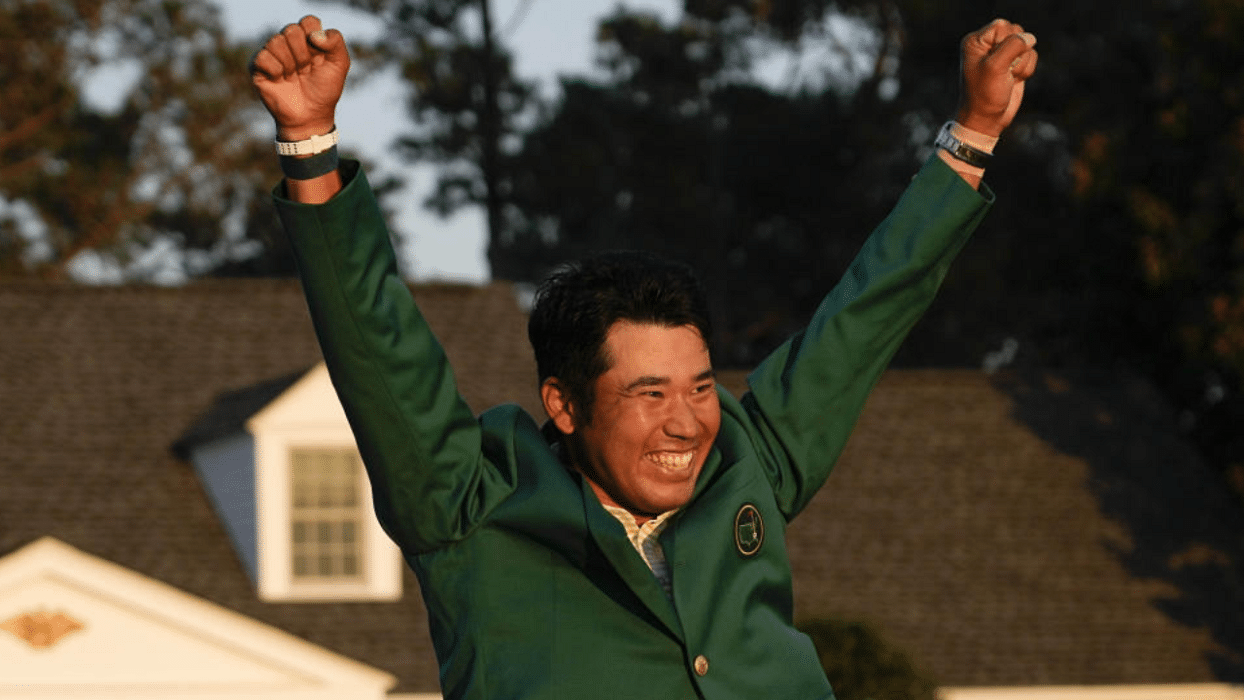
(935, 122, 991, 168)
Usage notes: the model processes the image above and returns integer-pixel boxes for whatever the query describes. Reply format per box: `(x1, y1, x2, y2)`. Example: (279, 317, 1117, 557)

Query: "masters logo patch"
(733, 503, 764, 557)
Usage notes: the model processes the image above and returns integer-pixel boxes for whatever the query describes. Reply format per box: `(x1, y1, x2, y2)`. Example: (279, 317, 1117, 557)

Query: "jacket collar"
(581, 478, 686, 641)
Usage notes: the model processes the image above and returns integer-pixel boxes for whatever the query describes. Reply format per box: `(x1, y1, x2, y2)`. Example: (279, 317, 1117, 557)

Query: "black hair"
(527, 250, 712, 426)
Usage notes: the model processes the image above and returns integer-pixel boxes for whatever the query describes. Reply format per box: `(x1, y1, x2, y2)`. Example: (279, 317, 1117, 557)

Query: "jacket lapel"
(581, 481, 685, 642)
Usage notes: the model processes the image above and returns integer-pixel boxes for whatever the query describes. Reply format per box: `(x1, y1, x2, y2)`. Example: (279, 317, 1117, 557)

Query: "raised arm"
(251, 17, 516, 553)
(741, 19, 1037, 518)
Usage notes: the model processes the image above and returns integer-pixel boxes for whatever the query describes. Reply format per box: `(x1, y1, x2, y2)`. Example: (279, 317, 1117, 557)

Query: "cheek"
(615, 403, 662, 438)
(698, 400, 722, 435)
(592, 404, 655, 456)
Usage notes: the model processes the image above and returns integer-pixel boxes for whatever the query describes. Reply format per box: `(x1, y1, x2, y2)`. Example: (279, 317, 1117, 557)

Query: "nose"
(663, 396, 699, 441)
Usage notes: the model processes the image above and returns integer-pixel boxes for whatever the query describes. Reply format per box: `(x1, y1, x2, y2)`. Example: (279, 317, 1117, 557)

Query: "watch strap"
(935, 121, 993, 169)
(275, 127, 339, 156)
(280, 146, 339, 180)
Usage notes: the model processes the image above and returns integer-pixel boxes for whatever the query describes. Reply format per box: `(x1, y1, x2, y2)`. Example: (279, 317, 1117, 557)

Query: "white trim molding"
(940, 685, 1244, 700)
(248, 364, 403, 603)
(0, 537, 396, 700)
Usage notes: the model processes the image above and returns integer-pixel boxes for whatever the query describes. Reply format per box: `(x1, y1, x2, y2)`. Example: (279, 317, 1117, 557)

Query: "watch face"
(935, 124, 988, 168)
(935, 125, 955, 146)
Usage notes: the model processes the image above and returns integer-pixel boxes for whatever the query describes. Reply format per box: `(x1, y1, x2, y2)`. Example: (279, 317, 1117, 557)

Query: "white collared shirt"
(602, 505, 677, 599)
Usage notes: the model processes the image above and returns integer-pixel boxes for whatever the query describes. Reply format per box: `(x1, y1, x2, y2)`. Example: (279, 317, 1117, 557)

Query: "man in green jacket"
(252, 15, 1036, 700)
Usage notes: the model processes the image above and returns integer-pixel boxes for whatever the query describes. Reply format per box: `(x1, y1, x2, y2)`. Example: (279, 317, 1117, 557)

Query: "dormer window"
(176, 365, 403, 604)
(291, 448, 366, 582)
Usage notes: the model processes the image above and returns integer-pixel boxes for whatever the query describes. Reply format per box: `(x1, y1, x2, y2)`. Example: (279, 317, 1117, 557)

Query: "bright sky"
(219, 0, 683, 283)
(60, 1, 875, 283)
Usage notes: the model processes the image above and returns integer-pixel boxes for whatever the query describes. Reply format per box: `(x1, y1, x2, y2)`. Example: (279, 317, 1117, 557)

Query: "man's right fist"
(250, 15, 350, 142)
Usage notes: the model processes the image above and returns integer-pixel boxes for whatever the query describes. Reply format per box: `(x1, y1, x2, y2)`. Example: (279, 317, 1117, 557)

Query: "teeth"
(649, 451, 694, 469)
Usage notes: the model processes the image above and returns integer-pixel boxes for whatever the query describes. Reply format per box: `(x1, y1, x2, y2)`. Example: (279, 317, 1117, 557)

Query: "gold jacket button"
(693, 654, 709, 676)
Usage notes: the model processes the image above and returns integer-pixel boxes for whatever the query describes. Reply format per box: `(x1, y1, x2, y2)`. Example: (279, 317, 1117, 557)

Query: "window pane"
(290, 448, 365, 582)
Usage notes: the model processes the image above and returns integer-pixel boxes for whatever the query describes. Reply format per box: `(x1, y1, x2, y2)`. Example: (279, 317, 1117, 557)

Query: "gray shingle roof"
(771, 369, 1244, 685)
(2, 280, 1241, 691)
(0, 279, 534, 693)
(172, 370, 307, 459)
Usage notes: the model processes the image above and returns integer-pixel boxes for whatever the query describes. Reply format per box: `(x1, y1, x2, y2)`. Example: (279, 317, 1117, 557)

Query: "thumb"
(985, 32, 1036, 72)
(308, 28, 347, 61)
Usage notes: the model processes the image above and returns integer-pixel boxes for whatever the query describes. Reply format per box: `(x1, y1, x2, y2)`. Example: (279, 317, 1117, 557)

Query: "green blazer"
(274, 155, 992, 700)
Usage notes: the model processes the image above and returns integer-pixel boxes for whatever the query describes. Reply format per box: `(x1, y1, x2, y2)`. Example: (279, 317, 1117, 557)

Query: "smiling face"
(544, 320, 722, 521)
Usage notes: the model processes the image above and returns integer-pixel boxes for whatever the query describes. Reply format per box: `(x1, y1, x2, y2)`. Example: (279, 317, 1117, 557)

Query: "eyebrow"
(623, 369, 715, 393)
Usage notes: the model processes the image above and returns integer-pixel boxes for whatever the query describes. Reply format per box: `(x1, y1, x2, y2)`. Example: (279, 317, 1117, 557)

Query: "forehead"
(602, 321, 711, 376)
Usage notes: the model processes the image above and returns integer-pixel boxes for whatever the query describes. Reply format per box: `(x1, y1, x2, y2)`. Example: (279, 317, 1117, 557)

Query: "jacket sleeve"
(742, 154, 993, 520)
(273, 161, 517, 553)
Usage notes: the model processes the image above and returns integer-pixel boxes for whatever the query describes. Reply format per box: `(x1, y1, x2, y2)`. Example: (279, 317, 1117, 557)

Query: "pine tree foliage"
(0, 0, 285, 281)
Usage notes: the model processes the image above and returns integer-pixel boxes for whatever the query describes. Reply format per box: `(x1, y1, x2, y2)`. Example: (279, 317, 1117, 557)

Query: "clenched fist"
(956, 19, 1038, 137)
(250, 15, 350, 142)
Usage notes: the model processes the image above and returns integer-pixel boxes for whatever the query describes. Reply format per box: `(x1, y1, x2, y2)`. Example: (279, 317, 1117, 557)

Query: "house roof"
(2, 280, 1241, 691)
(172, 370, 306, 459)
(0, 537, 397, 697)
(767, 368, 1244, 686)
(0, 279, 536, 694)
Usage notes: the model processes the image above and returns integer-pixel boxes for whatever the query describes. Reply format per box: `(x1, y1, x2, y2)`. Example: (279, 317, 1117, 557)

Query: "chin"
(637, 484, 697, 515)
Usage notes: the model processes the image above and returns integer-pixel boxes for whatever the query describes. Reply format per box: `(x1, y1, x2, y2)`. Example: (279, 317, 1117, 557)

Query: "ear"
(540, 377, 577, 435)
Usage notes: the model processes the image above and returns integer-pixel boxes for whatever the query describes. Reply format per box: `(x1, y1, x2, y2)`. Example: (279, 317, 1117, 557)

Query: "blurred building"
(1, 280, 1241, 699)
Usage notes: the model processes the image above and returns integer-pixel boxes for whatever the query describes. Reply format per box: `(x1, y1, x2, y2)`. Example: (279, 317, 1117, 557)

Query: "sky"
(58, 0, 875, 284)
(218, 0, 683, 284)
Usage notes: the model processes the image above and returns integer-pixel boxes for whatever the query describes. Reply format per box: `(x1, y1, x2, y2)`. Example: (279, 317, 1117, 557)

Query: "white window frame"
(249, 366, 403, 603)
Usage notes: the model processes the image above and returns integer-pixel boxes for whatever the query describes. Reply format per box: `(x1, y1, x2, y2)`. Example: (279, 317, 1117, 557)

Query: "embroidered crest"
(733, 503, 764, 557)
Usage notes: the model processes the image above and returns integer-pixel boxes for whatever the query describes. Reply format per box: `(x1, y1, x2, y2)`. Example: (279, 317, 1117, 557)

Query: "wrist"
(935, 121, 994, 170)
(937, 147, 984, 184)
(281, 145, 339, 180)
(276, 121, 337, 143)
(276, 126, 339, 157)
(946, 120, 998, 154)
(953, 110, 1005, 139)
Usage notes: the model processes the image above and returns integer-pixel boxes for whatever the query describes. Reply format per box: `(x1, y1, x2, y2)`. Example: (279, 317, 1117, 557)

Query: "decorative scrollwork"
(1, 610, 85, 650)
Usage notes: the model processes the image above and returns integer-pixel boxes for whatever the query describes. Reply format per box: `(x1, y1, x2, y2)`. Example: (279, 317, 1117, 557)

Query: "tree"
(0, 0, 292, 282)
(319, 0, 537, 275)
(877, 0, 1244, 483)
(800, 618, 937, 700)
(488, 3, 908, 362)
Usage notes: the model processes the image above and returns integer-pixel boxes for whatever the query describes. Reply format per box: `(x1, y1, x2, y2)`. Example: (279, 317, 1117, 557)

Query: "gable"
(0, 538, 395, 699)
(248, 364, 350, 434)
(180, 363, 404, 603)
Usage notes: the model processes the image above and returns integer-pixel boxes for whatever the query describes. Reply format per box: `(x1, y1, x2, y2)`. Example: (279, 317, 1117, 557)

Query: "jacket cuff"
(271, 158, 365, 211)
